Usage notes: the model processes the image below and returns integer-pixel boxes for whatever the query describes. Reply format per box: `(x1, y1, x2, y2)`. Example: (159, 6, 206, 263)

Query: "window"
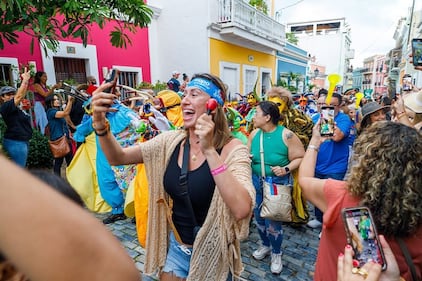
(243, 65, 258, 95)
(0, 64, 13, 85)
(118, 71, 138, 88)
(54, 57, 87, 84)
(220, 61, 240, 98)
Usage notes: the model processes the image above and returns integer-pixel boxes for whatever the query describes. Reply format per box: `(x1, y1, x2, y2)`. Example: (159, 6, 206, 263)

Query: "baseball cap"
(172, 70, 180, 76)
(0, 86, 17, 96)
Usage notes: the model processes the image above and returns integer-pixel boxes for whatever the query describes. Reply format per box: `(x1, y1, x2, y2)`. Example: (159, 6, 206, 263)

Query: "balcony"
(214, 0, 286, 51)
(345, 49, 355, 59)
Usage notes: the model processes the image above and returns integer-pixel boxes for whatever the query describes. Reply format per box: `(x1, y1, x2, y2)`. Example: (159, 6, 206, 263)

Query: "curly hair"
(348, 121, 422, 237)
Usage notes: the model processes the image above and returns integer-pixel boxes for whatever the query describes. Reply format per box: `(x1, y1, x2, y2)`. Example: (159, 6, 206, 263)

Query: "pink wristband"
(210, 164, 227, 176)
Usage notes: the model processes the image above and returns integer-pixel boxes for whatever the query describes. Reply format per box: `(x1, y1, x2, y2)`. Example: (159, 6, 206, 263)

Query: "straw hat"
(403, 90, 422, 113)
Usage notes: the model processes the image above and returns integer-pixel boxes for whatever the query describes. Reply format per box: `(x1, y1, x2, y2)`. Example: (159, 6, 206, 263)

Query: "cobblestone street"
(95, 207, 320, 281)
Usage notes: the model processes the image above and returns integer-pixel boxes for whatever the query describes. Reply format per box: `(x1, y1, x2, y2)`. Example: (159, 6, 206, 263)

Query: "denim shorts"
(162, 232, 193, 279)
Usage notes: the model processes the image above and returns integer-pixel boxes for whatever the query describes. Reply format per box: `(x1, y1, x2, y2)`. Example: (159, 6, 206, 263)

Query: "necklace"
(190, 146, 202, 161)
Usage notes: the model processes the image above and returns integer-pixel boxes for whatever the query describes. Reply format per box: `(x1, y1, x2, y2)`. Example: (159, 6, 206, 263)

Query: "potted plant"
(137, 81, 153, 90)
(152, 80, 168, 94)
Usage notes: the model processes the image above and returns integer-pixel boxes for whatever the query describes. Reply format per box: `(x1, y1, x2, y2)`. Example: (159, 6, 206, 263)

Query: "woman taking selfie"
(91, 73, 255, 281)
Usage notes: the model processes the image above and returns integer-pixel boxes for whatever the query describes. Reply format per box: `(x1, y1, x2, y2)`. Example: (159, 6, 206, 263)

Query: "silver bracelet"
(307, 144, 319, 152)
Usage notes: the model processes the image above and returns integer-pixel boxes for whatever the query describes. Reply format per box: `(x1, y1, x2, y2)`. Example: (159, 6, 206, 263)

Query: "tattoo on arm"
(286, 131, 293, 139)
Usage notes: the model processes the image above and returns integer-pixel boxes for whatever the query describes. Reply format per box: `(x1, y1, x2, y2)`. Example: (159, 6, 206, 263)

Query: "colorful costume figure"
(70, 102, 141, 216)
(225, 106, 248, 144)
(154, 90, 184, 128)
(134, 96, 183, 247)
(267, 92, 314, 224)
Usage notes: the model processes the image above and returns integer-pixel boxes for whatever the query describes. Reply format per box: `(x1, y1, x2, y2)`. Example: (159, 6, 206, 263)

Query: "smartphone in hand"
(412, 38, 422, 67)
(402, 76, 412, 92)
(342, 207, 387, 271)
(104, 69, 120, 94)
(320, 105, 335, 136)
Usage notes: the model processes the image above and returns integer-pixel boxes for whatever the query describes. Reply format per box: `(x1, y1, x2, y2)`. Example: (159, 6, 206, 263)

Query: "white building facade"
(286, 18, 354, 88)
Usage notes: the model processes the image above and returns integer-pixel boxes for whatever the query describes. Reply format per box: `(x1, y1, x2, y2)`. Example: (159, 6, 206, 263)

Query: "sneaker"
(270, 253, 283, 274)
(252, 245, 271, 260)
(103, 213, 127, 224)
(307, 219, 322, 229)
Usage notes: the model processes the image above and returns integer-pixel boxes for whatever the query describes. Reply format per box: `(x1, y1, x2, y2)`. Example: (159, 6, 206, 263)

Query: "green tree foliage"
(286, 32, 298, 45)
(249, 0, 268, 14)
(0, 0, 153, 54)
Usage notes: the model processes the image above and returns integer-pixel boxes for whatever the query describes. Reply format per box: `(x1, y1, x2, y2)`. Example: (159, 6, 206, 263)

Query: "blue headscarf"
(186, 77, 224, 106)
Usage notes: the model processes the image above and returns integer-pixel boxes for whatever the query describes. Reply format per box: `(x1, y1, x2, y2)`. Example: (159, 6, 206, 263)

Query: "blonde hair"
(348, 121, 422, 237)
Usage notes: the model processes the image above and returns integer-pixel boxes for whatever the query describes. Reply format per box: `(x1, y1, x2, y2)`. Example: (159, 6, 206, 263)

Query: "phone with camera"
(403, 76, 412, 92)
(104, 69, 120, 94)
(412, 38, 422, 67)
(342, 207, 387, 271)
(320, 105, 335, 136)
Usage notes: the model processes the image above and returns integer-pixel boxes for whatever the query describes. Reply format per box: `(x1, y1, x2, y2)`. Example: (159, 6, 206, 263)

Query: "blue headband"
(187, 77, 224, 105)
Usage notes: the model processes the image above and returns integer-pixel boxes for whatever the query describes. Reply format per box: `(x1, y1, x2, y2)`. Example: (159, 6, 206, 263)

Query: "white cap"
(172, 70, 180, 75)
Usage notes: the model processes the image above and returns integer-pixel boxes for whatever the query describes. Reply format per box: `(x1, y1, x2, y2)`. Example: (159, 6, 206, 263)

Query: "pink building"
(0, 17, 151, 88)
(362, 55, 387, 98)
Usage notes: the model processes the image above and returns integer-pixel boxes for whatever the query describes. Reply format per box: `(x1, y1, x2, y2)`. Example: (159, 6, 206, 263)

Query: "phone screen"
(342, 207, 386, 270)
(412, 38, 422, 67)
(403, 76, 412, 91)
(320, 106, 335, 136)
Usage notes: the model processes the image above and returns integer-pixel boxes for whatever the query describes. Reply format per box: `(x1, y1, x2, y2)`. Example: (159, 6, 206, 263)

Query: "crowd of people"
(0, 66, 421, 281)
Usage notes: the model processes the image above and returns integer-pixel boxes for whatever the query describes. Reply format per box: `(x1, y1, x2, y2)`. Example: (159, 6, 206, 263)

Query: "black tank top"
(164, 141, 216, 245)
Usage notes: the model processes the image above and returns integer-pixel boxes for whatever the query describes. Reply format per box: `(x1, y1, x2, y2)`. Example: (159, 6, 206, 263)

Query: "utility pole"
(407, 0, 415, 45)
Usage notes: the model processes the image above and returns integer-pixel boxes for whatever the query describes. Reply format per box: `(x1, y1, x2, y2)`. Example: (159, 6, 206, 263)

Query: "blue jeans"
(162, 232, 234, 280)
(314, 172, 346, 222)
(2, 138, 29, 167)
(252, 173, 293, 254)
(162, 232, 193, 279)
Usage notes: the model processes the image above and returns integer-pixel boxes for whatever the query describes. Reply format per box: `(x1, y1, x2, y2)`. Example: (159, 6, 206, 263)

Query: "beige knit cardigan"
(139, 130, 255, 281)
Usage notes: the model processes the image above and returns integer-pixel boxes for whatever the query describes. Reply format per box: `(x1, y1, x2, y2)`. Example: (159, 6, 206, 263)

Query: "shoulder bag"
(398, 237, 421, 281)
(49, 135, 70, 158)
(48, 121, 70, 158)
(259, 129, 292, 222)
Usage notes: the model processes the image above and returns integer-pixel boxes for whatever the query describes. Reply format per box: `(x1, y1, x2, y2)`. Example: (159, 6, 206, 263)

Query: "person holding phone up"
(306, 93, 352, 230)
(91, 73, 255, 281)
(299, 121, 422, 281)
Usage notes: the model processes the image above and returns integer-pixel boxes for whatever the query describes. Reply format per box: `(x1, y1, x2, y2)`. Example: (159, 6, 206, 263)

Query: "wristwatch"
(284, 166, 290, 174)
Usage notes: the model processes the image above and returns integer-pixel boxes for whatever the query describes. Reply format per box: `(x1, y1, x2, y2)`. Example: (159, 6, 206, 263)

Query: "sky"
(276, 0, 421, 67)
